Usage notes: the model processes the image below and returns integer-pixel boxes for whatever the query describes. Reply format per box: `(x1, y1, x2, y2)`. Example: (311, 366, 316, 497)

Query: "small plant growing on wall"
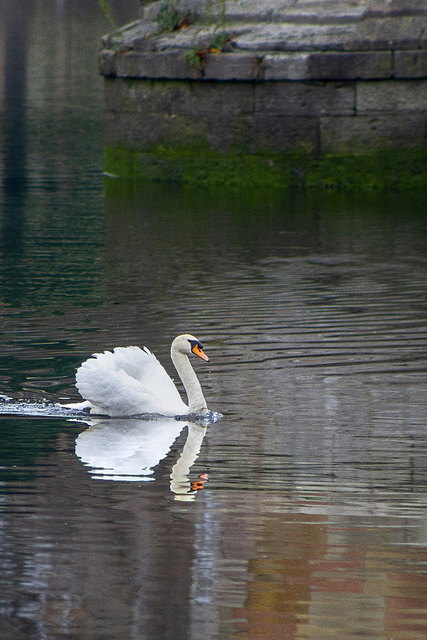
(156, 0, 192, 32)
(182, 0, 232, 71)
(156, 0, 228, 30)
(156, 0, 229, 35)
(184, 30, 230, 71)
(98, 0, 233, 69)
(207, 0, 227, 28)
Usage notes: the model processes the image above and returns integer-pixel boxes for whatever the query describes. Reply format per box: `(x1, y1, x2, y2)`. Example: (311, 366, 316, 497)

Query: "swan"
(70, 334, 210, 417)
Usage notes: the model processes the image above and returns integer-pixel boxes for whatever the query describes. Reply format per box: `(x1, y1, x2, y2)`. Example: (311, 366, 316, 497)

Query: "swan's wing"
(75, 346, 187, 416)
(111, 346, 174, 388)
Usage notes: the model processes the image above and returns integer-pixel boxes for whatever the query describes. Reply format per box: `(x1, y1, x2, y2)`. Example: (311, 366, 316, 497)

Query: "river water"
(1, 2, 427, 639)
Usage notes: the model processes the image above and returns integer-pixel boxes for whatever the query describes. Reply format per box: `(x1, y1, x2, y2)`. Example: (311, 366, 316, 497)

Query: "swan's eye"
(189, 339, 209, 361)
(189, 339, 201, 352)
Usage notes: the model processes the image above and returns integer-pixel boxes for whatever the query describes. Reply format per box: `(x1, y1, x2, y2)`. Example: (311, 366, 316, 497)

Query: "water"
(1, 2, 427, 639)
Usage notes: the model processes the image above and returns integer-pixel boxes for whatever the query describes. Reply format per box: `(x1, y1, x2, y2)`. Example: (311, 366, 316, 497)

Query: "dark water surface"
(1, 2, 427, 639)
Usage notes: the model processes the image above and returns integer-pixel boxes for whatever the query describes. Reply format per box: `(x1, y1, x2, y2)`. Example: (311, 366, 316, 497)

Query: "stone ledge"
(102, 0, 427, 57)
(100, 0, 427, 81)
(228, 17, 427, 52)
(140, 0, 427, 26)
(99, 49, 427, 81)
(105, 17, 427, 54)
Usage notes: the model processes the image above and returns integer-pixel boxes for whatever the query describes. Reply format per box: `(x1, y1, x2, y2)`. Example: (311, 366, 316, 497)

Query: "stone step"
(104, 0, 427, 57)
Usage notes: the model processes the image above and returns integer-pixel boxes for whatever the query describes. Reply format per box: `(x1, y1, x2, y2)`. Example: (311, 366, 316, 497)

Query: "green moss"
(105, 145, 427, 192)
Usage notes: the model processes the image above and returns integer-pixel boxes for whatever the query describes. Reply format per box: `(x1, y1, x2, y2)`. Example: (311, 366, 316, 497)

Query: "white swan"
(71, 334, 210, 417)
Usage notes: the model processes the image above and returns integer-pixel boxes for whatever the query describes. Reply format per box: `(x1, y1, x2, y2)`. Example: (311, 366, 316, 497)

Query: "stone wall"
(104, 75, 425, 154)
(99, 0, 427, 179)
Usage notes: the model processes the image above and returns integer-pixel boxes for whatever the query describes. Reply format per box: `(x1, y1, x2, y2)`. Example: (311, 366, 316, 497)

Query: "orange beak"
(192, 343, 209, 361)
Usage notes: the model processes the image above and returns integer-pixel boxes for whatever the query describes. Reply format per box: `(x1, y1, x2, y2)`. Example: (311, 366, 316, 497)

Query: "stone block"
(187, 82, 256, 117)
(274, 1, 367, 23)
(104, 77, 135, 111)
(255, 81, 355, 117)
(104, 78, 135, 112)
(363, 0, 427, 16)
(320, 113, 425, 152)
(134, 81, 193, 116)
(307, 52, 392, 80)
(229, 16, 427, 53)
(202, 53, 260, 81)
(104, 110, 208, 149)
(206, 116, 256, 151)
(226, 0, 298, 22)
(356, 16, 427, 50)
(104, 111, 169, 148)
(157, 113, 209, 146)
(98, 50, 116, 77)
(116, 51, 197, 80)
(264, 53, 311, 80)
(231, 23, 358, 52)
(104, 78, 140, 112)
(206, 113, 319, 153)
(126, 22, 158, 50)
(356, 80, 427, 113)
(104, 78, 190, 115)
(104, 78, 257, 119)
(251, 115, 319, 152)
(394, 50, 427, 78)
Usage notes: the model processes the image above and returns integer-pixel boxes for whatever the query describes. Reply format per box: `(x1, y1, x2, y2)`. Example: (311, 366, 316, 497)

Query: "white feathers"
(76, 346, 188, 417)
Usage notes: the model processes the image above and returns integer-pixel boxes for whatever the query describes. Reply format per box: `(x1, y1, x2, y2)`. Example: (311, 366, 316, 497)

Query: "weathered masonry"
(99, 0, 427, 185)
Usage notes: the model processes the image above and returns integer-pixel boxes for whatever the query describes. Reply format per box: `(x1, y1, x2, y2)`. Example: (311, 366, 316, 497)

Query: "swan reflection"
(170, 422, 208, 500)
(75, 418, 207, 499)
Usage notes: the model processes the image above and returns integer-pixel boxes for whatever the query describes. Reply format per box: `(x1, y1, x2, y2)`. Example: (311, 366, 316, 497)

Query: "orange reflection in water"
(231, 510, 427, 640)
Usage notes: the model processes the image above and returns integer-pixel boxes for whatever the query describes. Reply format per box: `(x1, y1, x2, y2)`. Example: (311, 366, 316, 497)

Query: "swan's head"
(172, 334, 209, 362)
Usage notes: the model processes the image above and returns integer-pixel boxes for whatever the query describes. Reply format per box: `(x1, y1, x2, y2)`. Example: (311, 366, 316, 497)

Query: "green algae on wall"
(105, 145, 427, 192)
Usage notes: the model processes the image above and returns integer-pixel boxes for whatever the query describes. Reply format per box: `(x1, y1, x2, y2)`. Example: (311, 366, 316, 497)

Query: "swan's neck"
(171, 349, 207, 412)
